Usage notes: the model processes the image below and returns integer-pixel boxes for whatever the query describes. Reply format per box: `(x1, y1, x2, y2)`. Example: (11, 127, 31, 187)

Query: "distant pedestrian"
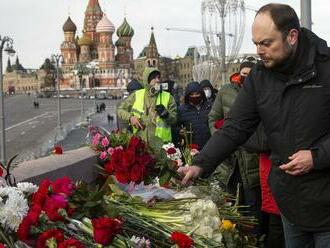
(107, 114, 114, 124)
(96, 104, 100, 113)
(100, 102, 106, 112)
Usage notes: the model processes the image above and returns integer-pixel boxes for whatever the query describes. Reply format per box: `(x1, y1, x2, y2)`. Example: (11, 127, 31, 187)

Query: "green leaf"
(159, 170, 172, 186)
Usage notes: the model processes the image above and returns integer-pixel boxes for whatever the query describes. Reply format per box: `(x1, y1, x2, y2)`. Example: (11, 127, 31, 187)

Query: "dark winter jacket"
(193, 28, 330, 231)
(127, 79, 143, 94)
(208, 83, 260, 190)
(177, 82, 212, 149)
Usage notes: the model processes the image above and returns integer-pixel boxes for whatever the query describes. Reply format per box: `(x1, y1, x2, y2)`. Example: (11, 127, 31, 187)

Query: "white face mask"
(204, 89, 212, 99)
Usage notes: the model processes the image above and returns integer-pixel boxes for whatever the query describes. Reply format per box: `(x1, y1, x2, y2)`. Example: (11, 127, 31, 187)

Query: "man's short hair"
(256, 3, 300, 38)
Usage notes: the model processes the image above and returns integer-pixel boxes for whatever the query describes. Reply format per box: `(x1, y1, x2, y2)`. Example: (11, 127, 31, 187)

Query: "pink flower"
(101, 137, 110, 147)
(92, 133, 102, 146)
(99, 151, 107, 160)
(190, 149, 199, 157)
(176, 159, 183, 167)
(107, 147, 115, 155)
(115, 146, 123, 151)
(50, 194, 68, 206)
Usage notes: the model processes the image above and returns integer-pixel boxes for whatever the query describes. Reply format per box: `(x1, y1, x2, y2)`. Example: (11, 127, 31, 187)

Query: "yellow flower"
(220, 219, 236, 230)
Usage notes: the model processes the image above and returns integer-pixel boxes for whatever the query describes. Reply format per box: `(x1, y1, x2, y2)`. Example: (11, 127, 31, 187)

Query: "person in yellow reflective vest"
(117, 67, 177, 143)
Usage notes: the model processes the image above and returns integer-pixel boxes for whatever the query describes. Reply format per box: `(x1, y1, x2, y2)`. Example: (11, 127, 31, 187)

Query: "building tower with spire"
(146, 27, 159, 68)
(83, 0, 103, 60)
(61, 17, 78, 69)
(59, 0, 135, 94)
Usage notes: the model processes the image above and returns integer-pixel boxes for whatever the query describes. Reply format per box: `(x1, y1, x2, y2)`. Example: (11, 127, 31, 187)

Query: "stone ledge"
(13, 147, 99, 184)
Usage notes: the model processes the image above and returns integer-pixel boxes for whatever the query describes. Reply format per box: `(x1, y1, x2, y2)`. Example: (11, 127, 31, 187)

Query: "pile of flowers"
(90, 129, 180, 186)
(92, 131, 156, 185)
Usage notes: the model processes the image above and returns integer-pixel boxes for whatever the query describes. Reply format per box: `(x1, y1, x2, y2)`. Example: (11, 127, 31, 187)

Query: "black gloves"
(155, 104, 169, 119)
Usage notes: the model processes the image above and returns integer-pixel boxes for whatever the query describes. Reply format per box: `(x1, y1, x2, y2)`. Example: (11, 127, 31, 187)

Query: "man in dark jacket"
(179, 3, 330, 247)
(177, 82, 211, 150)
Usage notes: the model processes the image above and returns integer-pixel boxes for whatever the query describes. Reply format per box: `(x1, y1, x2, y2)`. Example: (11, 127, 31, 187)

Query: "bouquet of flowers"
(90, 128, 179, 187)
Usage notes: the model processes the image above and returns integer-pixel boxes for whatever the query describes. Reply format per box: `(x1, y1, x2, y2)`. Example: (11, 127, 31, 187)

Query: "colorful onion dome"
(62, 17, 77, 32)
(96, 14, 115, 33)
(116, 18, 134, 37)
(115, 38, 126, 47)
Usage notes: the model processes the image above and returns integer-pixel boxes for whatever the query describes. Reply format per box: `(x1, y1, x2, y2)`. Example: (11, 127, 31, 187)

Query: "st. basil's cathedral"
(60, 0, 134, 93)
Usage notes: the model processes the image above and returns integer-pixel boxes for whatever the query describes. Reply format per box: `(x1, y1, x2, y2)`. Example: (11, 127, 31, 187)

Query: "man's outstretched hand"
(177, 166, 203, 185)
(279, 150, 314, 176)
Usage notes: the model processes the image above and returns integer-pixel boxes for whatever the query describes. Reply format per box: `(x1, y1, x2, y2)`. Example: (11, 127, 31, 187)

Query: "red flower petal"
(170, 231, 194, 248)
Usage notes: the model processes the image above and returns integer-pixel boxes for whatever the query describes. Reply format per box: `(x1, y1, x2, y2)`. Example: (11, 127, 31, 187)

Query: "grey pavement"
(1, 95, 120, 163)
(57, 110, 118, 153)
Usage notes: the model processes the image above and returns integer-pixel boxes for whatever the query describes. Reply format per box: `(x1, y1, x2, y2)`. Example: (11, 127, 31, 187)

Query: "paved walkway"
(57, 111, 117, 152)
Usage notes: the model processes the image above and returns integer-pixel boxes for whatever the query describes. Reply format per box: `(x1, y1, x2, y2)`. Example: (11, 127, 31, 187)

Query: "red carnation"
(51, 177, 75, 196)
(32, 179, 51, 207)
(167, 147, 177, 155)
(43, 194, 68, 221)
(58, 238, 85, 248)
(214, 118, 225, 129)
(92, 217, 122, 246)
(104, 160, 114, 174)
(189, 144, 199, 150)
(121, 149, 136, 170)
(0, 166, 3, 177)
(128, 136, 140, 149)
(130, 164, 146, 183)
(0, 244, 5, 248)
(115, 170, 130, 184)
(17, 218, 32, 241)
(53, 145, 63, 155)
(170, 231, 194, 248)
(36, 229, 64, 248)
(17, 205, 42, 240)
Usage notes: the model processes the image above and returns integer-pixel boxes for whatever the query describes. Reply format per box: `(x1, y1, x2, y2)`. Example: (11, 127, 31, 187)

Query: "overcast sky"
(0, 0, 328, 69)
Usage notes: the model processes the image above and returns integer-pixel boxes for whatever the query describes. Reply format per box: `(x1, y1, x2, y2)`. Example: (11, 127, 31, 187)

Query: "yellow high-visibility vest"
(131, 89, 172, 142)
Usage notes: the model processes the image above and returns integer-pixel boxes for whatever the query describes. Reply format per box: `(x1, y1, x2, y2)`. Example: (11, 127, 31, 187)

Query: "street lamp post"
(92, 70, 96, 111)
(51, 54, 63, 132)
(0, 35, 15, 165)
(78, 72, 84, 123)
(87, 61, 98, 112)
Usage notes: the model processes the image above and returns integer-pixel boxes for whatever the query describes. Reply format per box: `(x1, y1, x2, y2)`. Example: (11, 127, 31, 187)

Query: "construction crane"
(165, 27, 234, 37)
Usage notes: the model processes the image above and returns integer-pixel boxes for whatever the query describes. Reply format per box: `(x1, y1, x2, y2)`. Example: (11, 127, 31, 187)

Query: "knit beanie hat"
(148, 70, 161, 83)
(240, 56, 257, 71)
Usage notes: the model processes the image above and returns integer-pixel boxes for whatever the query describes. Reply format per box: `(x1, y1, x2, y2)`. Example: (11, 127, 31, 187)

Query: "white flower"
(162, 143, 182, 161)
(130, 235, 151, 248)
(0, 190, 29, 231)
(213, 232, 223, 243)
(17, 182, 38, 194)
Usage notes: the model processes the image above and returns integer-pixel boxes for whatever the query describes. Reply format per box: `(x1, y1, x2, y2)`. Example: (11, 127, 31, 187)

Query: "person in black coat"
(177, 82, 212, 150)
(179, 3, 330, 247)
